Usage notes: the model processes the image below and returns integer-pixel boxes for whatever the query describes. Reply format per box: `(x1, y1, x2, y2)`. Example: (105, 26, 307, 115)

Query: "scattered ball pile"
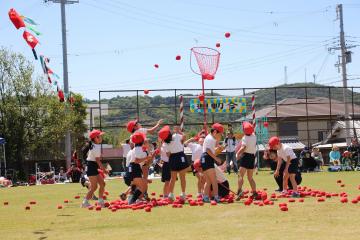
(2, 179, 359, 213)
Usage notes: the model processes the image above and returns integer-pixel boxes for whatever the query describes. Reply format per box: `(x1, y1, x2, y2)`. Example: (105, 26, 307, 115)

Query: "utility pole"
(45, 0, 79, 168)
(284, 66, 288, 85)
(304, 68, 307, 83)
(313, 74, 316, 84)
(338, 4, 351, 145)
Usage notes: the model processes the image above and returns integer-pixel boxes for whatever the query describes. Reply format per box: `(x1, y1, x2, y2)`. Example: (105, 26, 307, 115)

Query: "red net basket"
(190, 47, 220, 80)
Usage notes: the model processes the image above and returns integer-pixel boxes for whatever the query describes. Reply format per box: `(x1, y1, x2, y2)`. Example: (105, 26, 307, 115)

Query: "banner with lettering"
(189, 97, 247, 113)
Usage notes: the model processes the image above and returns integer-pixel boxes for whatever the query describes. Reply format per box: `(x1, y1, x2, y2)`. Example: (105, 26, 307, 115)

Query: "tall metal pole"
(61, 0, 71, 169)
(338, 4, 351, 145)
(46, 0, 79, 168)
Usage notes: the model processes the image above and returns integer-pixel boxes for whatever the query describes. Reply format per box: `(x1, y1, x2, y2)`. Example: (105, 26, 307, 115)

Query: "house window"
(318, 131, 327, 142)
(279, 122, 298, 136)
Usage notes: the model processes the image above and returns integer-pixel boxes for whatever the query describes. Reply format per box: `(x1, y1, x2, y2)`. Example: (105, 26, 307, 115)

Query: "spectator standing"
(121, 139, 131, 172)
(224, 131, 238, 174)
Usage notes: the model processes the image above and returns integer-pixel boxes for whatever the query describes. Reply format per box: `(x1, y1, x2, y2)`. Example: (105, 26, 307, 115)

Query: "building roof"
(248, 97, 360, 119)
(321, 120, 360, 144)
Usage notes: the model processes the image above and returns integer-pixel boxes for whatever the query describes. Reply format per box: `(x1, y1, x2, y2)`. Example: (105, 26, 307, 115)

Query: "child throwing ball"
(158, 125, 190, 201)
(236, 122, 257, 200)
(81, 129, 107, 208)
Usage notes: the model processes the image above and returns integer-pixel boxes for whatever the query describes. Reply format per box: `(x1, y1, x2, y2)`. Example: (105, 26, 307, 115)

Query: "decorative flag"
(23, 31, 39, 60)
(8, 8, 25, 29)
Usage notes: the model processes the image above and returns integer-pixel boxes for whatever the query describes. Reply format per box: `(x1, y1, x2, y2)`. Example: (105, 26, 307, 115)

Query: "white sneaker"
(180, 193, 186, 200)
(168, 193, 175, 201)
(81, 201, 91, 208)
(98, 199, 105, 208)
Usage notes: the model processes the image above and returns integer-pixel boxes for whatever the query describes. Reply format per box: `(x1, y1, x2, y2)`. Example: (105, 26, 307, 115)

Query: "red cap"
(126, 120, 138, 133)
(268, 136, 280, 149)
(89, 129, 105, 139)
(131, 132, 146, 144)
(158, 125, 171, 141)
(211, 123, 224, 134)
(243, 122, 254, 135)
(193, 159, 201, 171)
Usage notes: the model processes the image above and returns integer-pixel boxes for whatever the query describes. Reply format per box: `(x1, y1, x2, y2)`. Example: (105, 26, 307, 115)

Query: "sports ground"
(1, 171, 359, 240)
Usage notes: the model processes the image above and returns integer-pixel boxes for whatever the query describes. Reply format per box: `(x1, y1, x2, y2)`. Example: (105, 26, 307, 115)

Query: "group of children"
(81, 119, 303, 207)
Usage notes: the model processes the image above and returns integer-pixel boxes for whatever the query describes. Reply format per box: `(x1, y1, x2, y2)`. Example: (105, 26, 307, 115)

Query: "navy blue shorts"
(169, 152, 189, 171)
(123, 169, 133, 186)
(86, 161, 99, 177)
(201, 152, 215, 171)
(129, 162, 143, 179)
(288, 158, 299, 174)
(239, 153, 256, 169)
(161, 161, 171, 182)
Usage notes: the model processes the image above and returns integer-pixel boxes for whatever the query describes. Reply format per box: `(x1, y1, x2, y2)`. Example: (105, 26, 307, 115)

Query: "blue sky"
(1, 0, 359, 100)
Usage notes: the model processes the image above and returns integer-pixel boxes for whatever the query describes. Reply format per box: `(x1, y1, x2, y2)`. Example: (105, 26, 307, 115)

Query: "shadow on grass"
(33, 229, 51, 240)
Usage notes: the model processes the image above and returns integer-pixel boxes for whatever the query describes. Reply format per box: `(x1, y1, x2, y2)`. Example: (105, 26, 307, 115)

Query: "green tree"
(0, 48, 87, 179)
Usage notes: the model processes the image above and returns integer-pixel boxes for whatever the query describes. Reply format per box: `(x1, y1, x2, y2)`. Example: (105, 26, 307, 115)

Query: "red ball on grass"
(3, 202, 9, 205)
(280, 206, 288, 211)
(357, 196, 360, 201)
(340, 197, 348, 203)
(57, 205, 63, 209)
(151, 192, 156, 196)
(340, 184, 345, 187)
(216, 43, 220, 48)
(104, 202, 110, 208)
(144, 207, 152, 212)
(299, 198, 305, 203)
(351, 199, 358, 204)
(225, 32, 231, 38)
(317, 198, 325, 202)
(29, 201, 36, 205)
(175, 55, 181, 61)
(111, 208, 117, 212)
(64, 200, 69, 203)
(104, 191, 109, 196)
(25, 206, 31, 210)
(337, 180, 342, 183)
(88, 206, 94, 210)
(210, 200, 217, 206)
(95, 206, 102, 211)
(74, 195, 80, 199)
(244, 201, 252, 206)
(288, 199, 295, 203)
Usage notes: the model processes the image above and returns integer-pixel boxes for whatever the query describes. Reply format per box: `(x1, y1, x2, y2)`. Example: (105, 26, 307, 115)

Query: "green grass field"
(1, 171, 360, 240)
